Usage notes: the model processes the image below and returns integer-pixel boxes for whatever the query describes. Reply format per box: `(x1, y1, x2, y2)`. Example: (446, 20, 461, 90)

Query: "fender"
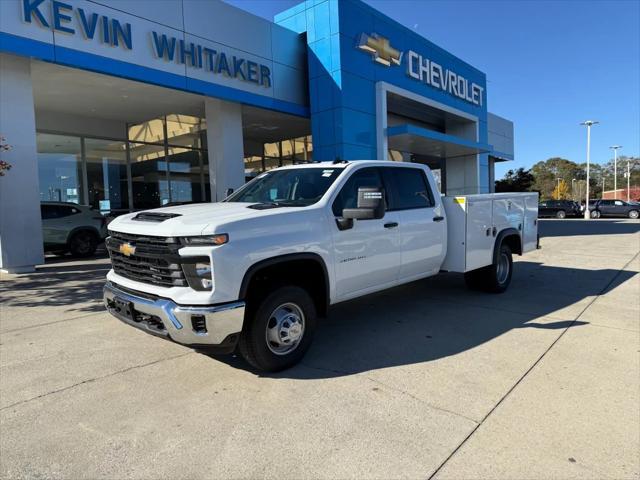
(239, 252, 330, 308)
(493, 228, 521, 264)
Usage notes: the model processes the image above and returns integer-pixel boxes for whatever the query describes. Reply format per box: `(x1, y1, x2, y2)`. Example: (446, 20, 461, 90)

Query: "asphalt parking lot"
(1, 219, 639, 479)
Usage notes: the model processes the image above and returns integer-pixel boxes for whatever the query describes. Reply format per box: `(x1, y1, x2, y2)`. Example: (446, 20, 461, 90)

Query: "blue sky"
(226, 0, 640, 179)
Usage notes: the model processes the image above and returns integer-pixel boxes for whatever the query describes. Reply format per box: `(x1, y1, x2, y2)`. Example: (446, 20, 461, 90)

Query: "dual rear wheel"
(464, 243, 513, 294)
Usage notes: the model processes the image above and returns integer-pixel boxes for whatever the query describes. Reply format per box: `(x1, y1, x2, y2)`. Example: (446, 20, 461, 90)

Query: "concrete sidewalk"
(1, 219, 638, 479)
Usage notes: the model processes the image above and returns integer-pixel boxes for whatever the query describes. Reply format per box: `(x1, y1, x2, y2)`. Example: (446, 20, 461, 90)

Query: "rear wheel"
(464, 244, 513, 294)
(555, 210, 566, 219)
(628, 210, 639, 220)
(238, 286, 316, 372)
(68, 231, 98, 257)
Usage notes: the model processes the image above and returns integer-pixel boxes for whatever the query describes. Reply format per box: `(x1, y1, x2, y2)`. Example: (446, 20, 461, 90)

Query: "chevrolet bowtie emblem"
(357, 33, 402, 67)
(119, 242, 136, 257)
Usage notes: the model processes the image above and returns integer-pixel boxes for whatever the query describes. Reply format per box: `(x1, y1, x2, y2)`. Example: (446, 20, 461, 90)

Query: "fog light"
(182, 258, 214, 291)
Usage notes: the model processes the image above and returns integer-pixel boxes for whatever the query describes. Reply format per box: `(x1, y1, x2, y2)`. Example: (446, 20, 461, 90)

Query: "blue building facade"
(0, 0, 513, 271)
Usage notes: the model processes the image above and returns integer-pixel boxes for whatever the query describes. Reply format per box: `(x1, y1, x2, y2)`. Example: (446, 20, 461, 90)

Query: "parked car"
(538, 200, 581, 218)
(41, 202, 108, 257)
(103, 161, 539, 371)
(588, 199, 640, 219)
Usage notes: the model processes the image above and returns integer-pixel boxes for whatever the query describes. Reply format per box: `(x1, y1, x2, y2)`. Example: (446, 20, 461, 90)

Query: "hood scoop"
(132, 212, 182, 222)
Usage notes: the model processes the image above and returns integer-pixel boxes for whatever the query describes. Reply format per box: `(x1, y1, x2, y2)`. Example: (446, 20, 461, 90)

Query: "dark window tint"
(332, 168, 383, 216)
(600, 200, 614, 206)
(40, 204, 80, 219)
(383, 167, 434, 210)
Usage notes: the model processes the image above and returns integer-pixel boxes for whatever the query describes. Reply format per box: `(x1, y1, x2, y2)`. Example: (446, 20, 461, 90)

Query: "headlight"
(181, 234, 228, 246)
(182, 258, 214, 291)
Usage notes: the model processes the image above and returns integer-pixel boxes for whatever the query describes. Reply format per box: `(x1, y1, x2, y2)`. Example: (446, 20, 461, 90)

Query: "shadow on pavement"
(539, 219, 640, 237)
(210, 261, 636, 378)
(0, 253, 110, 314)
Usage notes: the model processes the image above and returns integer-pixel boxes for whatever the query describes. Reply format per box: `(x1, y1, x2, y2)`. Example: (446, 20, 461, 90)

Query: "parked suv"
(41, 202, 108, 257)
(538, 200, 581, 218)
(588, 199, 640, 219)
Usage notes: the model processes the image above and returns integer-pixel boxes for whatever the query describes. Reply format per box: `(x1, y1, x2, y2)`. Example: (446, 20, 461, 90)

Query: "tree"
(553, 179, 570, 199)
(0, 135, 11, 176)
(531, 157, 582, 200)
(495, 167, 534, 192)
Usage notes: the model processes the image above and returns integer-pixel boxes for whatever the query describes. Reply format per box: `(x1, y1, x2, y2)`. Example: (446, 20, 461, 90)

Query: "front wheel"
(68, 231, 98, 257)
(590, 210, 601, 219)
(628, 210, 639, 220)
(238, 286, 317, 372)
(464, 244, 513, 294)
(555, 210, 566, 219)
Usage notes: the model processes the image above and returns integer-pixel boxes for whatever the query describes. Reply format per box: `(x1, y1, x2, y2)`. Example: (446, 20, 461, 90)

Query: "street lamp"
(581, 120, 599, 219)
(572, 178, 577, 201)
(610, 145, 622, 196)
(556, 178, 561, 199)
(627, 158, 632, 202)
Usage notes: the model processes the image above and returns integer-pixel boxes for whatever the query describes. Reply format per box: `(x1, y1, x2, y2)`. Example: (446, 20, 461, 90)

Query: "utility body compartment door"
(465, 198, 495, 271)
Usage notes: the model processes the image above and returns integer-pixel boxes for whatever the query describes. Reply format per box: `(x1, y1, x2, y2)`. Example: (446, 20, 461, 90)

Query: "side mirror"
(342, 187, 385, 220)
(225, 188, 234, 197)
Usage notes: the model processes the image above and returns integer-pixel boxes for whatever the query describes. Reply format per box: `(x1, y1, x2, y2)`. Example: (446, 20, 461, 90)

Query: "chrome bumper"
(103, 282, 245, 348)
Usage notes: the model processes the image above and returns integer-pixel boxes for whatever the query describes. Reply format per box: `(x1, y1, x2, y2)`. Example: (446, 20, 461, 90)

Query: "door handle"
(433, 216, 445, 222)
(384, 222, 398, 229)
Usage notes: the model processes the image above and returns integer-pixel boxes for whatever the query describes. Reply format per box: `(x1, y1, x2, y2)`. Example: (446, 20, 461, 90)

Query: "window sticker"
(322, 169, 335, 177)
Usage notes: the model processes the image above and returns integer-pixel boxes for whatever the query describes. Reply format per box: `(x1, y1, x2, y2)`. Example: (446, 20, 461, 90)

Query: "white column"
(204, 98, 245, 201)
(0, 54, 44, 273)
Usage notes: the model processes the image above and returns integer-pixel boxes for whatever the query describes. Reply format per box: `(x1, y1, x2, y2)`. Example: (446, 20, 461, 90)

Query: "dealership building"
(0, 0, 514, 272)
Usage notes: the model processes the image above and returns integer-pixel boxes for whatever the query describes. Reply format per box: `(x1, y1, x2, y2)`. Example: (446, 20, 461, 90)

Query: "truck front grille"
(106, 231, 187, 288)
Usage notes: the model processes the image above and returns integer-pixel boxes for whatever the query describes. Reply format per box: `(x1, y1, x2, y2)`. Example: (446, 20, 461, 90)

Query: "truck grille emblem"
(119, 242, 136, 257)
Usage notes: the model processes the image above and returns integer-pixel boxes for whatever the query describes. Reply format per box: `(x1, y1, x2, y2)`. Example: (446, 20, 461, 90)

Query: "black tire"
(68, 230, 98, 257)
(628, 210, 639, 220)
(555, 210, 566, 219)
(590, 210, 600, 219)
(238, 285, 317, 372)
(464, 244, 513, 294)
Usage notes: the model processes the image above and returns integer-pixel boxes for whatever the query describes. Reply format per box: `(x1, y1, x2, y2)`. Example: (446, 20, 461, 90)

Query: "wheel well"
(67, 227, 99, 244)
(241, 256, 329, 318)
(502, 233, 522, 256)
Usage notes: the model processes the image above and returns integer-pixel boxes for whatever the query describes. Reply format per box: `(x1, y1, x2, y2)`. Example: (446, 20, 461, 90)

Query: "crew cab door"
(381, 166, 446, 280)
(330, 167, 401, 299)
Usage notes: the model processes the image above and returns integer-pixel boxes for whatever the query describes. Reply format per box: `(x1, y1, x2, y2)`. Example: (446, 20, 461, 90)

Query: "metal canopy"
(387, 124, 493, 160)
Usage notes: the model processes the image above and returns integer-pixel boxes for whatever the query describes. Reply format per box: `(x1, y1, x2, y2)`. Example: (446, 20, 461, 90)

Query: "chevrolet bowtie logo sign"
(119, 242, 136, 257)
(357, 33, 402, 67)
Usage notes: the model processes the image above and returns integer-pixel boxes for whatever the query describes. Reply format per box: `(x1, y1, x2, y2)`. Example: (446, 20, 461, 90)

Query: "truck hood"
(108, 202, 288, 237)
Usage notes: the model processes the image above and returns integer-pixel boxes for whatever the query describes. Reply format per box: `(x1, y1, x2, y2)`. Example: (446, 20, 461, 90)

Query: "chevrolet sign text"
(406, 50, 484, 107)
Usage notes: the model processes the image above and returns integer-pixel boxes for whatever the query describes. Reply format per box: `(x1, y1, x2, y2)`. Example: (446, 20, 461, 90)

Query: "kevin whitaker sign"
(21, 0, 272, 87)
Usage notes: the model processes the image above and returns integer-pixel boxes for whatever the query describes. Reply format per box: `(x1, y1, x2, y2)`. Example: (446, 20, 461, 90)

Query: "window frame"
(381, 166, 435, 212)
(331, 167, 386, 217)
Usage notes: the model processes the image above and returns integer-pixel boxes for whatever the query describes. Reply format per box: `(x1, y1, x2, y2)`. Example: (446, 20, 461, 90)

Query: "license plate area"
(113, 297, 136, 322)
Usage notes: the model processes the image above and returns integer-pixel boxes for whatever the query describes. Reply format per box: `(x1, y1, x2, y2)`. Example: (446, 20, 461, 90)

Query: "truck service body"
(104, 161, 538, 371)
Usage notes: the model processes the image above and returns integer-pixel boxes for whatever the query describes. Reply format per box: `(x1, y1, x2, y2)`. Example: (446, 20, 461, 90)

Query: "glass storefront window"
(37, 133, 83, 203)
(84, 138, 128, 213)
(128, 117, 165, 144)
(129, 142, 170, 209)
(165, 114, 206, 149)
(167, 147, 206, 203)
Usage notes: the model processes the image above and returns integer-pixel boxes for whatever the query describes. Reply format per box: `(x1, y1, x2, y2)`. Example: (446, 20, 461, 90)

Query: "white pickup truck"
(104, 161, 538, 371)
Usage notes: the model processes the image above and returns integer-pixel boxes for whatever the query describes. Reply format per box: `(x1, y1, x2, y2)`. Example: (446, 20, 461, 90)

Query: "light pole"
(581, 120, 599, 219)
(610, 145, 622, 196)
(572, 178, 577, 201)
(627, 158, 632, 202)
(556, 178, 561, 199)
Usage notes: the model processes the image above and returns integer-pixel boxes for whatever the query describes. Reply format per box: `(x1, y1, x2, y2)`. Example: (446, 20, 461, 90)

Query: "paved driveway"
(1, 219, 639, 479)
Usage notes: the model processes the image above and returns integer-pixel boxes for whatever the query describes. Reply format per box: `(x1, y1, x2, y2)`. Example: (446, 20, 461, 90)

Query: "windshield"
(225, 167, 343, 207)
